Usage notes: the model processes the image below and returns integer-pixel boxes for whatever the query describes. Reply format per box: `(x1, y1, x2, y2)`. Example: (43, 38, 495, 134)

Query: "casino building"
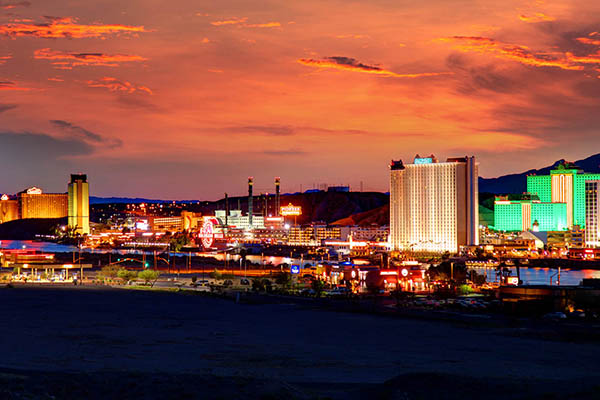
(18, 187, 68, 219)
(0, 175, 90, 234)
(494, 195, 567, 232)
(389, 154, 479, 253)
(526, 162, 600, 229)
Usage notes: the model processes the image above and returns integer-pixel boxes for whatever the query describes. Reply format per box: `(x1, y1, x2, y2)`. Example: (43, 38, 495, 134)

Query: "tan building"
(0, 195, 18, 224)
(390, 155, 479, 254)
(142, 212, 201, 232)
(18, 187, 68, 219)
(288, 225, 342, 246)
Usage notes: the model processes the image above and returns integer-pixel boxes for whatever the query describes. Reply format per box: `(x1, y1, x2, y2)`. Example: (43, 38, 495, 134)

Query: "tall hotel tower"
(68, 174, 90, 235)
(390, 155, 479, 253)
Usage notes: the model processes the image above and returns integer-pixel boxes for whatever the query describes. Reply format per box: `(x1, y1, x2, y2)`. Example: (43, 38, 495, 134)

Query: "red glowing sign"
(199, 219, 216, 248)
(507, 277, 519, 285)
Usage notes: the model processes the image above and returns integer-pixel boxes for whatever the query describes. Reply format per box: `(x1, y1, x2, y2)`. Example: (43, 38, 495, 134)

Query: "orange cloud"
(210, 17, 280, 28)
(244, 22, 281, 28)
(297, 56, 451, 78)
(87, 77, 153, 95)
(565, 52, 600, 64)
(210, 17, 247, 26)
(518, 13, 555, 23)
(0, 17, 148, 39)
(0, 1, 30, 9)
(0, 80, 31, 91)
(34, 48, 147, 69)
(440, 36, 583, 71)
(576, 37, 600, 46)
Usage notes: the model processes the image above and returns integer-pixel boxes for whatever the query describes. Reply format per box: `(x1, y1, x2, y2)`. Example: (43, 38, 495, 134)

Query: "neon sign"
(414, 158, 433, 165)
(200, 219, 215, 248)
(199, 218, 225, 248)
(26, 187, 43, 195)
(280, 203, 302, 216)
(1, 194, 8, 201)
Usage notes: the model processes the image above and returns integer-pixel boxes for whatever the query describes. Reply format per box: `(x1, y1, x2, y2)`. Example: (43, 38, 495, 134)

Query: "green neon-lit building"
(494, 198, 567, 232)
(527, 163, 600, 229)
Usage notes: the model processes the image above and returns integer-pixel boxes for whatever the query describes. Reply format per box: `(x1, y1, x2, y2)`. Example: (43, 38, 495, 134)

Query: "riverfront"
(3, 240, 600, 286)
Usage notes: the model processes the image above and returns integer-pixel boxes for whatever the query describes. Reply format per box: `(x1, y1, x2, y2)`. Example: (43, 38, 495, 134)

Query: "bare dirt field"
(0, 285, 599, 399)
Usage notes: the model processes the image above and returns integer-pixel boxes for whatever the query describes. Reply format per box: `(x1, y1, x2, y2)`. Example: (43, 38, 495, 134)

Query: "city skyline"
(3, 1, 600, 198)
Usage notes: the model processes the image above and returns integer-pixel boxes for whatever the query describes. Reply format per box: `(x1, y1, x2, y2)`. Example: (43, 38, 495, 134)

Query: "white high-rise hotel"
(390, 155, 479, 253)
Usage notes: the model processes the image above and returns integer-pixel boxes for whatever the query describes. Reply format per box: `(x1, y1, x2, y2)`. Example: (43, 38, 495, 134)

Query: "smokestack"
(275, 177, 281, 216)
(224, 193, 229, 226)
(248, 177, 253, 227)
(263, 194, 268, 217)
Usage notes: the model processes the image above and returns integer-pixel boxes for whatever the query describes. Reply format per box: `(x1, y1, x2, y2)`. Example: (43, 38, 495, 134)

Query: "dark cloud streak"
(50, 119, 123, 148)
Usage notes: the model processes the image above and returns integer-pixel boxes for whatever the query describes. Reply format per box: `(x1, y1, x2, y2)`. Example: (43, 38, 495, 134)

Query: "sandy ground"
(0, 285, 599, 399)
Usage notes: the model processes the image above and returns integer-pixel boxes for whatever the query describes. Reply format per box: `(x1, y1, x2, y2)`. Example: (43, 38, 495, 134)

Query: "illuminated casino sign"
(507, 276, 519, 286)
(414, 157, 433, 165)
(26, 187, 43, 195)
(280, 203, 302, 216)
(199, 217, 224, 248)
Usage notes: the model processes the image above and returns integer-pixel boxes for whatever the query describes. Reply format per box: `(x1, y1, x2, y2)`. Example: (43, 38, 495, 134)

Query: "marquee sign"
(280, 203, 302, 216)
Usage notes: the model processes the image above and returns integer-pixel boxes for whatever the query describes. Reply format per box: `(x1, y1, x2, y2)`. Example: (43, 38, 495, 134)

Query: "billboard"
(281, 203, 302, 216)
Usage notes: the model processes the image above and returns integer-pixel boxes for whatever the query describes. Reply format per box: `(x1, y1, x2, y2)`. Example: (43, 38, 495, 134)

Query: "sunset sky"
(2, 0, 600, 199)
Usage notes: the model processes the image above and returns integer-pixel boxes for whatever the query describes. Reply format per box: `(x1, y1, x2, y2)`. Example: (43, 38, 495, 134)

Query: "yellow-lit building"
(135, 212, 201, 233)
(18, 187, 68, 219)
(68, 174, 90, 235)
(0, 195, 19, 224)
(288, 225, 342, 246)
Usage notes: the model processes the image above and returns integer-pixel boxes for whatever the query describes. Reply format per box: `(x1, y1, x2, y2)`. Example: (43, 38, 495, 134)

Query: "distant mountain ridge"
(90, 197, 196, 205)
(479, 153, 600, 194)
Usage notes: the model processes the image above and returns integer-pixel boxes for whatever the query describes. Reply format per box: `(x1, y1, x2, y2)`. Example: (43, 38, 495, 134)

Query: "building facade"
(0, 195, 18, 224)
(68, 174, 90, 235)
(18, 187, 68, 219)
(527, 163, 600, 229)
(494, 197, 567, 232)
(390, 155, 479, 253)
(585, 181, 600, 247)
(288, 225, 342, 246)
(215, 210, 265, 230)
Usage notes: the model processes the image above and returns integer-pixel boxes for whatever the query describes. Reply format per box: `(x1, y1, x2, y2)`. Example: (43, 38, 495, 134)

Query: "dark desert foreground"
(1, 286, 599, 399)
